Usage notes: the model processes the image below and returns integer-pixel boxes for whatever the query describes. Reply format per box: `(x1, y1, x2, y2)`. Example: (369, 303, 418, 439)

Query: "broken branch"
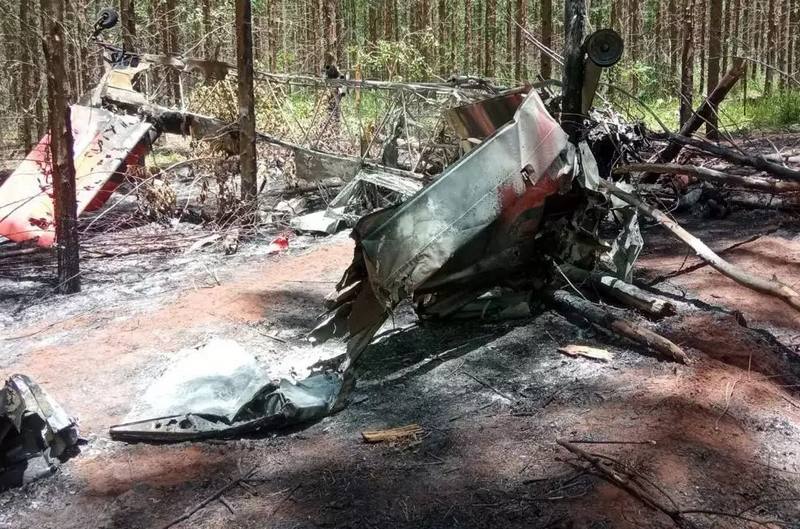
(557, 440, 696, 528)
(544, 289, 689, 363)
(159, 467, 257, 529)
(660, 134, 800, 182)
(653, 59, 745, 168)
(600, 180, 800, 313)
(561, 264, 677, 318)
(361, 424, 424, 444)
(615, 163, 800, 194)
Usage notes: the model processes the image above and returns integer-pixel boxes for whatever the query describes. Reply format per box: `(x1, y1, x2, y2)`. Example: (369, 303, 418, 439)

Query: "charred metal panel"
(446, 88, 527, 140)
(0, 106, 152, 247)
(1, 375, 79, 491)
(360, 90, 572, 307)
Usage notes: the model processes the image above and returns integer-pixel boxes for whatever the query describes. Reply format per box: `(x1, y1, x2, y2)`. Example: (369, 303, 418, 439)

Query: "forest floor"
(0, 200, 799, 528)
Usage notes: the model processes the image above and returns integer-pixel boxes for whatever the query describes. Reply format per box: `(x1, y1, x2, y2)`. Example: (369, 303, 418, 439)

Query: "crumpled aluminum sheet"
(360, 89, 572, 307)
(1, 375, 80, 491)
(110, 339, 342, 443)
(310, 90, 579, 409)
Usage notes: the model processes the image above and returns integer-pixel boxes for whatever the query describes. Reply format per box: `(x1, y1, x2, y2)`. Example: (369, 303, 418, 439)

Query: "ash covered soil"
(1, 208, 800, 529)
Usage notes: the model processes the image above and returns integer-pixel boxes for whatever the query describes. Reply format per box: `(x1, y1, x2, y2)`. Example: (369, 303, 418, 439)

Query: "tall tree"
(18, 0, 34, 150)
(41, 0, 80, 294)
(121, 0, 137, 51)
(541, 0, 553, 80)
(484, 0, 496, 77)
(463, 0, 472, 72)
(236, 0, 258, 207)
(513, 0, 526, 81)
(562, 0, 586, 141)
(764, 0, 776, 94)
(668, 0, 678, 78)
(679, 0, 696, 127)
(706, 0, 722, 139)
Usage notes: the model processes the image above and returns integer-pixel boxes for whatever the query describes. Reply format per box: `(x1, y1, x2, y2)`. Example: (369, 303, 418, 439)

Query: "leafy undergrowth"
(627, 89, 800, 134)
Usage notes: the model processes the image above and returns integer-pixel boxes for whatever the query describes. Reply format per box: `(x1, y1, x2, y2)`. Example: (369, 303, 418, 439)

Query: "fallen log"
(560, 264, 677, 318)
(615, 163, 800, 193)
(599, 179, 800, 313)
(544, 289, 689, 363)
(660, 134, 800, 182)
(652, 58, 745, 169)
(763, 151, 800, 164)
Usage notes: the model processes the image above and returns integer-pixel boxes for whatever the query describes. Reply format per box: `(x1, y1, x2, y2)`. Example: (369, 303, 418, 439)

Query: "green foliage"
(748, 91, 800, 129)
(631, 90, 800, 134)
(616, 60, 674, 100)
(351, 30, 437, 81)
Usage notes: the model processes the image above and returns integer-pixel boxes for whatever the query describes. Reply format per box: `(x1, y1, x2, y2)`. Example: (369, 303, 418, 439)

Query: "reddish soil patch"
(1, 218, 799, 529)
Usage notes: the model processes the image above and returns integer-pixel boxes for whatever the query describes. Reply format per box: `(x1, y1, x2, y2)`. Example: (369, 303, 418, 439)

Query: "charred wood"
(616, 163, 800, 193)
(544, 289, 689, 363)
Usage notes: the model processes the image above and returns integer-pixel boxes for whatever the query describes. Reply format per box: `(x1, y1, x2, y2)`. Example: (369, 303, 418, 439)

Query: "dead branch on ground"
(658, 134, 800, 182)
(616, 163, 800, 194)
(600, 180, 800, 313)
(557, 440, 787, 529)
(159, 467, 257, 529)
(544, 289, 689, 363)
(560, 264, 677, 319)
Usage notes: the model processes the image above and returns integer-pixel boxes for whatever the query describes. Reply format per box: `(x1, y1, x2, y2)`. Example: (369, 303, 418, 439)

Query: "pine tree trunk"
(18, 0, 33, 150)
(541, 0, 553, 79)
(41, 0, 80, 294)
(706, 0, 722, 139)
(236, 0, 258, 206)
(721, 0, 730, 73)
(121, 0, 136, 51)
(669, 0, 678, 78)
(680, 0, 696, 127)
(506, 0, 514, 78)
(764, 0, 776, 94)
(514, 0, 526, 81)
(202, 0, 213, 57)
(698, 0, 707, 94)
(485, 0, 496, 77)
(439, 0, 449, 75)
(464, 0, 472, 73)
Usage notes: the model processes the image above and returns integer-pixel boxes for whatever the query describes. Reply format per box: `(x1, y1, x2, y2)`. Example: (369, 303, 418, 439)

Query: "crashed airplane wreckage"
(110, 29, 652, 442)
(0, 375, 80, 491)
(0, 8, 437, 247)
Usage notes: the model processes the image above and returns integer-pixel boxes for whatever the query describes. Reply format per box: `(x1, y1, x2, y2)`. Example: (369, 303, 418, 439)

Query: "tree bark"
(41, 0, 80, 294)
(121, 0, 137, 51)
(764, 0, 776, 94)
(560, 264, 677, 319)
(706, 0, 722, 139)
(18, 0, 34, 151)
(659, 58, 745, 167)
(562, 0, 587, 142)
(463, 0, 472, 73)
(540, 0, 553, 80)
(202, 0, 213, 57)
(236, 0, 258, 206)
(484, 0, 496, 77)
(514, 0, 526, 81)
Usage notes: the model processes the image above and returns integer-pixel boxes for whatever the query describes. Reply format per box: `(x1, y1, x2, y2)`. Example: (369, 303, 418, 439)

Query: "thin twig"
(158, 467, 257, 529)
